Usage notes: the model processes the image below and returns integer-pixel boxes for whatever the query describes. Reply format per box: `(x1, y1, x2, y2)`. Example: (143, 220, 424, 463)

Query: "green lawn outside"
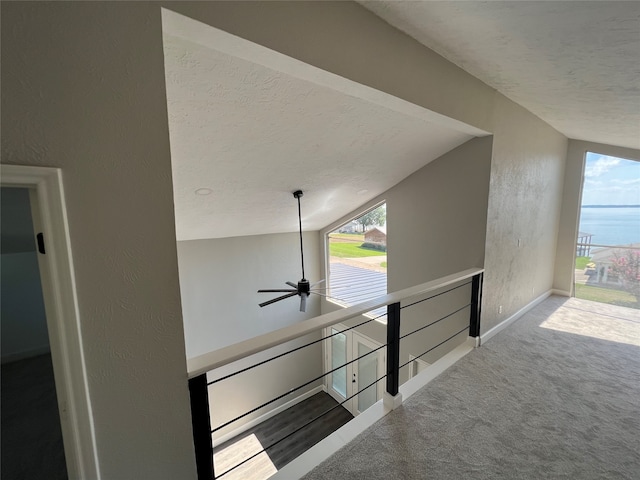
(329, 242, 386, 258)
(575, 256, 592, 269)
(380, 261, 387, 268)
(575, 283, 639, 309)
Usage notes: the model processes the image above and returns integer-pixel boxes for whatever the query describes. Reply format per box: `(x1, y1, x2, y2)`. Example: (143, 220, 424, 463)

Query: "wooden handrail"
(187, 267, 483, 378)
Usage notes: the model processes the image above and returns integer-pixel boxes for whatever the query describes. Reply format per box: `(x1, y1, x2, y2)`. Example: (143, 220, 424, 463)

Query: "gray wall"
(321, 136, 491, 371)
(2, 4, 195, 478)
(1, 2, 577, 477)
(482, 95, 567, 331)
(554, 140, 640, 295)
(386, 136, 492, 290)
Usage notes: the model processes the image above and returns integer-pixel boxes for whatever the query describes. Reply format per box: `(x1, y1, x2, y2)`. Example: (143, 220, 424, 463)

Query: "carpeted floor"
(303, 296, 640, 479)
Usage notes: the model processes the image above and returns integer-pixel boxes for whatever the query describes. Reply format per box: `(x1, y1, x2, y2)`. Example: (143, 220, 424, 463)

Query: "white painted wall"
(554, 140, 640, 295)
(1, 252, 50, 362)
(177, 232, 321, 356)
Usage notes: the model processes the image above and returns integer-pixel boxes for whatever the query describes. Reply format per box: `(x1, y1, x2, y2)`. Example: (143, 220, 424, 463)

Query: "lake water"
(578, 207, 640, 246)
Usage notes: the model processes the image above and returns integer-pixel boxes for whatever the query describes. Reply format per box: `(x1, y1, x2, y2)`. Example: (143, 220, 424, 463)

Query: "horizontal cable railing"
(188, 267, 484, 480)
(576, 242, 639, 250)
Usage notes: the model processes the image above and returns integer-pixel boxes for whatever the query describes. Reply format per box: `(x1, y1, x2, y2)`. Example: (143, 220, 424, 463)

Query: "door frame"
(323, 324, 385, 416)
(1, 165, 100, 479)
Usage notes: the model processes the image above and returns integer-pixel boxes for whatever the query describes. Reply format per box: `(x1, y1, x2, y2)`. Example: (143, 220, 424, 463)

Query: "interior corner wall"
(1, 3, 195, 478)
(481, 95, 568, 333)
(553, 140, 640, 295)
(176, 231, 321, 357)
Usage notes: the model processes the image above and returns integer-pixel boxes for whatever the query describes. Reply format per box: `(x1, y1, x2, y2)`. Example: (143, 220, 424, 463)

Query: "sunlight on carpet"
(540, 301, 640, 347)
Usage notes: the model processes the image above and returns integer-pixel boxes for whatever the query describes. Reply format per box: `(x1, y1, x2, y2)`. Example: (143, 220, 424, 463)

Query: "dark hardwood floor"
(213, 391, 353, 479)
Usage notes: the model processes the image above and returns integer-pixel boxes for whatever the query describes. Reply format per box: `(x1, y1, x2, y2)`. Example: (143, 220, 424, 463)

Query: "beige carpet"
(304, 296, 640, 479)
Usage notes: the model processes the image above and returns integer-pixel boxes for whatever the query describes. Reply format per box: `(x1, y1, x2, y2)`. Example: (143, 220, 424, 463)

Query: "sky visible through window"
(582, 152, 640, 206)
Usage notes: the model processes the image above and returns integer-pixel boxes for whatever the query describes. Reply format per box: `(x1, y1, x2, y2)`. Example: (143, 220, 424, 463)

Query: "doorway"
(1, 187, 68, 479)
(324, 325, 385, 416)
(1, 164, 99, 479)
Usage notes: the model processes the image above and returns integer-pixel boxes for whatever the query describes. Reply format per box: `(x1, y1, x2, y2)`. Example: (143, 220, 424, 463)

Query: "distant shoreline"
(582, 205, 640, 208)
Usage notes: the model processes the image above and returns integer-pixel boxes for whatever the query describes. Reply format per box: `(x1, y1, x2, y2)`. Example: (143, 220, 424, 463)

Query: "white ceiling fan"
(258, 190, 325, 312)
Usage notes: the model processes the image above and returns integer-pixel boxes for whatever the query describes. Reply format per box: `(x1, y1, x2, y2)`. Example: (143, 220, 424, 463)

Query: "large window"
(575, 153, 640, 309)
(326, 203, 387, 317)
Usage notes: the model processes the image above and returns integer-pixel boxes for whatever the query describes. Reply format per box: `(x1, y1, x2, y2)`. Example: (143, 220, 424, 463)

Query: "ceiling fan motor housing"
(298, 279, 310, 295)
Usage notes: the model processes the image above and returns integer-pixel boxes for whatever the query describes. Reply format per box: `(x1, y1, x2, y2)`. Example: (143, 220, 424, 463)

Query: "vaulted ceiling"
(162, 10, 484, 241)
(163, 2, 639, 241)
(360, 1, 640, 150)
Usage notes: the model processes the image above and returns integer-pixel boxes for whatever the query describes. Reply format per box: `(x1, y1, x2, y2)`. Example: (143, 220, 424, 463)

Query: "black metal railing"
(187, 268, 483, 480)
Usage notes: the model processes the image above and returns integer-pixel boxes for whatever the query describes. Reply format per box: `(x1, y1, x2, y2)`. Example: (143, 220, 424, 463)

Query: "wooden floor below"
(213, 391, 353, 480)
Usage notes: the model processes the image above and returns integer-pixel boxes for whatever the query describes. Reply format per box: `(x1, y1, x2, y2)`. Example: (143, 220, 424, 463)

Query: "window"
(575, 152, 640, 309)
(326, 203, 387, 317)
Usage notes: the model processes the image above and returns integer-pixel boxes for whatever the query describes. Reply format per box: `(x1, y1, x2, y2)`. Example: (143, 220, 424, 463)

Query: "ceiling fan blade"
(311, 279, 326, 287)
(299, 293, 307, 312)
(259, 291, 298, 308)
(285, 281, 297, 288)
(257, 289, 297, 293)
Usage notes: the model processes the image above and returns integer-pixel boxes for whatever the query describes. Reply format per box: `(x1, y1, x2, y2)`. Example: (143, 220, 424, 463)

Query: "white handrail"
(187, 267, 483, 378)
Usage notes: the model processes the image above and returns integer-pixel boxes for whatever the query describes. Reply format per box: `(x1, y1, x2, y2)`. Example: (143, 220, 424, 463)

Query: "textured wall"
(482, 95, 567, 332)
(1, 3, 195, 478)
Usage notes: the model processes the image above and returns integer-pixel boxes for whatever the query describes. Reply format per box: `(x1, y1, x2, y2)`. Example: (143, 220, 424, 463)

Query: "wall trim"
(1, 165, 100, 480)
(480, 290, 552, 345)
(213, 385, 324, 446)
(551, 288, 570, 297)
(1, 345, 51, 365)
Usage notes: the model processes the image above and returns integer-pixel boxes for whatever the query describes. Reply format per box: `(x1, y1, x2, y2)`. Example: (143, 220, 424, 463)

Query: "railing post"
(189, 374, 214, 480)
(470, 273, 483, 338)
(386, 302, 401, 396)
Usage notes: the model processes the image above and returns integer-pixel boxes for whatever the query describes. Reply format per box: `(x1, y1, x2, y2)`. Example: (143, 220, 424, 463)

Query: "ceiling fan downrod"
(257, 189, 325, 312)
(293, 189, 306, 281)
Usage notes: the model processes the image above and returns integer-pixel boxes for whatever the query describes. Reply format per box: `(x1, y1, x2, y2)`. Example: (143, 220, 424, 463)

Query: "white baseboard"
(480, 290, 552, 346)
(213, 385, 324, 446)
(1, 345, 51, 365)
(551, 288, 570, 297)
(273, 339, 476, 480)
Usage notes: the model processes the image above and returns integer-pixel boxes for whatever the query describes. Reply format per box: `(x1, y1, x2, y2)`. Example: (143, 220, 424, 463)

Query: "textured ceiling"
(360, 1, 640, 150)
(163, 11, 484, 241)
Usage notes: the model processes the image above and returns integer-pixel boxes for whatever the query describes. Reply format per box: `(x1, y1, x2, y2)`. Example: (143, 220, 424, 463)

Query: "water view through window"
(575, 153, 640, 309)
